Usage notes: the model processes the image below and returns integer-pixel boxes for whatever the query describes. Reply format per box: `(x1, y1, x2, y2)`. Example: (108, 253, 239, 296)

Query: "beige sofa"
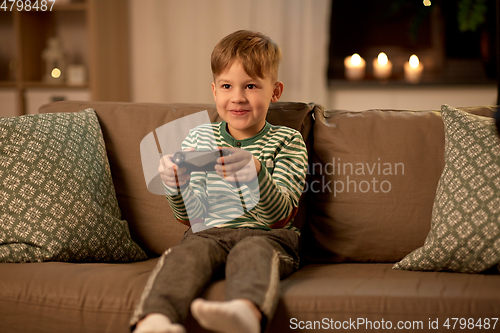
(0, 100, 499, 333)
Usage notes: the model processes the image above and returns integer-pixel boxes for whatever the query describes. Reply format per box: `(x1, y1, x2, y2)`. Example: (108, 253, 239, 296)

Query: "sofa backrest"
(39, 101, 317, 257)
(39, 101, 495, 261)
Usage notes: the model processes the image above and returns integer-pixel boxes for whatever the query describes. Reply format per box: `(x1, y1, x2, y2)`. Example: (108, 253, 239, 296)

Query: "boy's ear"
(211, 82, 217, 102)
(271, 81, 284, 103)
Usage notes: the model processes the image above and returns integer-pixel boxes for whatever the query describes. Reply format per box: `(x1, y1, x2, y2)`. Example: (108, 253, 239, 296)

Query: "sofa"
(0, 100, 499, 333)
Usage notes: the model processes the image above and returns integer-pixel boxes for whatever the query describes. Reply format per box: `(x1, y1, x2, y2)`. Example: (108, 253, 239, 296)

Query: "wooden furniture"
(0, 0, 130, 116)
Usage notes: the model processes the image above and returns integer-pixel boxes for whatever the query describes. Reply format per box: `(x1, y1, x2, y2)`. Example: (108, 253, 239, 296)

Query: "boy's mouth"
(229, 109, 250, 116)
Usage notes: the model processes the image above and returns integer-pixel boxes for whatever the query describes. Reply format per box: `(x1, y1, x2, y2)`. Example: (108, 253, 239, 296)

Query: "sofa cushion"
(38, 101, 316, 256)
(394, 105, 500, 273)
(2, 262, 498, 333)
(269, 263, 500, 332)
(0, 259, 158, 333)
(302, 108, 446, 263)
(0, 109, 147, 262)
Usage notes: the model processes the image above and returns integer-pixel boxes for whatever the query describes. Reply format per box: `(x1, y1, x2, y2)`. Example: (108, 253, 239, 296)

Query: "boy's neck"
(226, 123, 266, 141)
(225, 122, 266, 141)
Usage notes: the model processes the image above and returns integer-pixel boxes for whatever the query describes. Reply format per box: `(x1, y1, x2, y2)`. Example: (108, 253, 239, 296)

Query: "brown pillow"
(301, 108, 446, 263)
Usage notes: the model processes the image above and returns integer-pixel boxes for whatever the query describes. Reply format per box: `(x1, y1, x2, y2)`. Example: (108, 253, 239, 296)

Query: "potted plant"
(456, 0, 489, 32)
(390, 0, 495, 77)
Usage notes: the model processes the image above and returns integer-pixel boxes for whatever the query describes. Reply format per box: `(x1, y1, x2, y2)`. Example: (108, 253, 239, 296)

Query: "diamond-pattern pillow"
(393, 104, 500, 273)
(0, 109, 147, 262)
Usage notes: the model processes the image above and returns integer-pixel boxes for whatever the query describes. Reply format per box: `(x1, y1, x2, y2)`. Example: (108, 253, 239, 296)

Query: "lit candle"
(344, 53, 366, 81)
(51, 68, 62, 79)
(404, 54, 424, 84)
(373, 52, 392, 80)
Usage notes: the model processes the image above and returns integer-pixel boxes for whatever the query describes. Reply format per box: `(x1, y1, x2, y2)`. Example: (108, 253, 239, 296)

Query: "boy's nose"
(231, 89, 247, 103)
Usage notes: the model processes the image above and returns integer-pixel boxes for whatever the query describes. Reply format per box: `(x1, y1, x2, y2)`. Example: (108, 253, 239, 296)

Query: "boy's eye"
(246, 84, 257, 89)
(222, 84, 231, 89)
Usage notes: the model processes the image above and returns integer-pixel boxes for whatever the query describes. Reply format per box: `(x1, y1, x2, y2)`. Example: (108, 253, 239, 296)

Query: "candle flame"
(51, 68, 62, 79)
(351, 53, 362, 66)
(377, 52, 388, 66)
(409, 55, 419, 68)
(423, 0, 431, 6)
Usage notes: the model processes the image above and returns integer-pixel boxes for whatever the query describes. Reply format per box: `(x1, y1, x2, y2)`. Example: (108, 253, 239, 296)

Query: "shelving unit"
(0, 0, 130, 117)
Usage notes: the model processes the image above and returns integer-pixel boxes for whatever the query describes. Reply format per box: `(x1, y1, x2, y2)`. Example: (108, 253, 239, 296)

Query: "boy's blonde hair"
(211, 30, 281, 82)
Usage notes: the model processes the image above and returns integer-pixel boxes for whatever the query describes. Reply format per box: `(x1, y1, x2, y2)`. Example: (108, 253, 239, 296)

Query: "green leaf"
(458, 0, 488, 32)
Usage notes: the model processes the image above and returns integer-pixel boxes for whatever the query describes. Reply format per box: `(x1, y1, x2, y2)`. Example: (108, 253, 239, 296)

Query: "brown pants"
(130, 227, 300, 331)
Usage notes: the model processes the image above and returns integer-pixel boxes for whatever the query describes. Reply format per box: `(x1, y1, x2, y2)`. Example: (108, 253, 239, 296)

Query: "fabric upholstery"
(38, 101, 316, 256)
(0, 101, 497, 333)
(302, 108, 445, 263)
(394, 105, 500, 273)
(269, 263, 500, 332)
(3, 261, 498, 333)
(0, 109, 146, 262)
(0, 259, 158, 333)
(302, 105, 498, 264)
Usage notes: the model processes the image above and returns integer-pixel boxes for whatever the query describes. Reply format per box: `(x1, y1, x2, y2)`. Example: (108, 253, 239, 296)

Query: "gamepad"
(172, 149, 232, 173)
(140, 110, 212, 195)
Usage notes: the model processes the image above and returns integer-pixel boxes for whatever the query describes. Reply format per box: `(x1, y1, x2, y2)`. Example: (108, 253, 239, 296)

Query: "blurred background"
(0, 0, 496, 117)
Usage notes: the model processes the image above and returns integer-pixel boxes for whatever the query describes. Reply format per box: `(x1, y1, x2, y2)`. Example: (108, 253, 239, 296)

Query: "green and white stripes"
(164, 121, 307, 233)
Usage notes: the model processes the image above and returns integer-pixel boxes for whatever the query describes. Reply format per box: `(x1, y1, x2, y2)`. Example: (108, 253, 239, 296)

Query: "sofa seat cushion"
(269, 263, 500, 332)
(0, 259, 158, 333)
(1, 262, 499, 333)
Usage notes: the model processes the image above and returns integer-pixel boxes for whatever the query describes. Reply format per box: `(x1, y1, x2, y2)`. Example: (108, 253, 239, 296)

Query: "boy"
(131, 30, 308, 333)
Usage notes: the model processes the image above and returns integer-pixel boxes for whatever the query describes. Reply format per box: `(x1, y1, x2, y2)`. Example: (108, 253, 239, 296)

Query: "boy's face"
(212, 60, 283, 140)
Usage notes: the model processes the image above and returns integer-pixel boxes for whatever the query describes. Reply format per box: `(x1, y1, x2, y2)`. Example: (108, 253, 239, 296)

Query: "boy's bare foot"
(133, 313, 186, 333)
(190, 298, 261, 333)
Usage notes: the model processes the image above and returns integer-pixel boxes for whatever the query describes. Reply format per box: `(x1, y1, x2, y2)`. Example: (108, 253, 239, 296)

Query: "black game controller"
(172, 149, 232, 173)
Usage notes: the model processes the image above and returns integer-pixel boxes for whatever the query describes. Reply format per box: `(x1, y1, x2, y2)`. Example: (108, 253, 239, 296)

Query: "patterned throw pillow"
(0, 109, 147, 262)
(393, 105, 500, 273)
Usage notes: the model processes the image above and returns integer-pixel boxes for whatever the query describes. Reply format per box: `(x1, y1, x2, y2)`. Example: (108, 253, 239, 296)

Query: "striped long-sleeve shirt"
(164, 120, 308, 234)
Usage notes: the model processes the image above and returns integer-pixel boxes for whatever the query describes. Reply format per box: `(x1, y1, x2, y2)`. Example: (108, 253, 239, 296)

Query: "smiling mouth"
(230, 110, 250, 115)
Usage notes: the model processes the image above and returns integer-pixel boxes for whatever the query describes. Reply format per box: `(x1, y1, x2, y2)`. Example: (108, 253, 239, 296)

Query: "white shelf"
(0, 88, 18, 118)
(25, 87, 90, 115)
(328, 85, 497, 111)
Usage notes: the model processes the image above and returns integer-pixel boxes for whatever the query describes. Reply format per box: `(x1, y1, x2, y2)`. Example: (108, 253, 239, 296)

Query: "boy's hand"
(214, 147, 261, 183)
(158, 148, 195, 188)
